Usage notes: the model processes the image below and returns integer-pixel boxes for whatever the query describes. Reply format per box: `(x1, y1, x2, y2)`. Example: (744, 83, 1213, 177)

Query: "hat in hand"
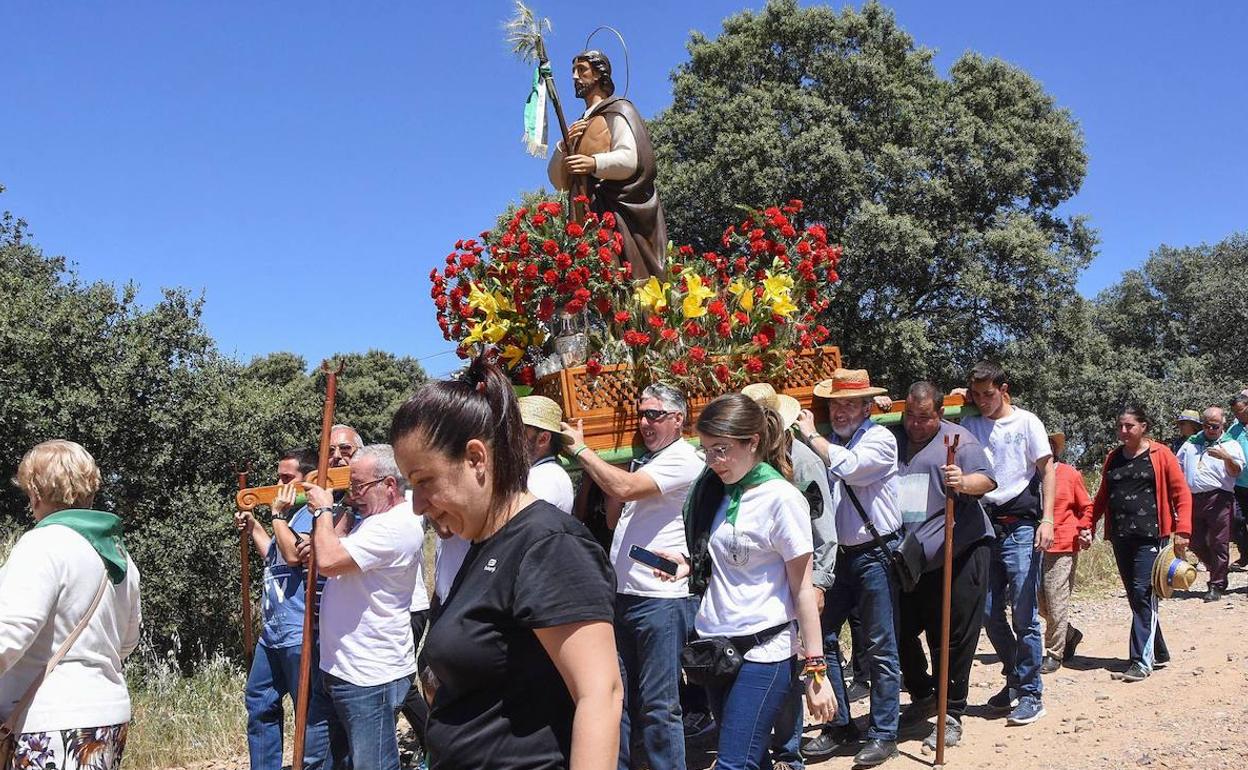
(1152, 542, 1198, 599)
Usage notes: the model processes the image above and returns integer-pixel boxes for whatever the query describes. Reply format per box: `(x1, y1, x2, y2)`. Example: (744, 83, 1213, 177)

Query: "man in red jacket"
(1038, 433, 1094, 674)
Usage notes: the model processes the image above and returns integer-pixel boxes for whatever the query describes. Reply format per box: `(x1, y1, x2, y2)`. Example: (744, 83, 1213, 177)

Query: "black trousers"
(399, 610, 431, 748)
(897, 540, 990, 721)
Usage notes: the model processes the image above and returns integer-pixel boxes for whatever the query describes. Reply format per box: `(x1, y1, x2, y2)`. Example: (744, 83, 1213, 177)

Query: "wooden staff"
(292, 360, 344, 770)
(935, 433, 961, 768)
(236, 463, 254, 666)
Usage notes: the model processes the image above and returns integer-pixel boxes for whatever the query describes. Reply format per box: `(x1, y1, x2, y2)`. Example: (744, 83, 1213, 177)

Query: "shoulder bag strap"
(0, 573, 110, 738)
(840, 479, 895, 554)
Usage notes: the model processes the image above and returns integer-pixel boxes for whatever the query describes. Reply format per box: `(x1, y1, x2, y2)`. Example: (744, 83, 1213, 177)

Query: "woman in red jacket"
(1091, 405, 1193, 682)
(1039, 433, 1094, 673)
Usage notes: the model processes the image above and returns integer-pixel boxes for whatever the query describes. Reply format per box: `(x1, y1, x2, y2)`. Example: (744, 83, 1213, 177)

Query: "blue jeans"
(616, 594, 688, 770)
(767, 669, 806, 767)
(1111, 536, 1169, 670)
(707, 658, 797, 770)
(321, 672, 410, 770)
(245, 641, 332, 770)
(822, 542, 901, 741)
(983, 520, 1044, 699)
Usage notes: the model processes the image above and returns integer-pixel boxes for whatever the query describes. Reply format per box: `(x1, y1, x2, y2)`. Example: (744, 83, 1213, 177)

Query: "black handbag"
(680, 622, 789, 687)
(840, 481, 923, 592)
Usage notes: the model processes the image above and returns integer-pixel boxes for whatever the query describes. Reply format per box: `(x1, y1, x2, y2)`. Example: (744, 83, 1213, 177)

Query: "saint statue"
(547, 50, 667, 279)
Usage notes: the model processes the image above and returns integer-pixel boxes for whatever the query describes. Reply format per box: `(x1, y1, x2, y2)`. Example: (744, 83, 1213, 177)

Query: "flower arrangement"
(431, 196, 842, 389)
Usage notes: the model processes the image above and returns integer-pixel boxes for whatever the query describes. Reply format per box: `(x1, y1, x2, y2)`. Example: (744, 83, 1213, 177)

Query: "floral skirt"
(6, 723, 128, 770)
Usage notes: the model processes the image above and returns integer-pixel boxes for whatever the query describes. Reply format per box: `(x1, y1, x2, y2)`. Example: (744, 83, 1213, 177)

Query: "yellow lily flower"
(728, 279, 754, 312)
(636, 276, 670, 312)
(467, 282, 499, 319)
(760, 271, 797, 316)
(681, 273, 715, 318)
(500, 344, 526, 368)
(482, 319, 510, 344)
(464, 322, 488, 346)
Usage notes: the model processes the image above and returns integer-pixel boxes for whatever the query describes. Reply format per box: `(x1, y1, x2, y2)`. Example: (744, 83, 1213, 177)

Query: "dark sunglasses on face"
(638, 409, 677, 422)
(1204, 423, 1223, 430)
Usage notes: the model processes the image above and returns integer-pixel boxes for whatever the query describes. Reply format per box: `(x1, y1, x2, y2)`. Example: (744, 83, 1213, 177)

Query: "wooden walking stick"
(935, 433, 961, 768)
(236, 462, 254, 666)
(292, 360, 344, 770)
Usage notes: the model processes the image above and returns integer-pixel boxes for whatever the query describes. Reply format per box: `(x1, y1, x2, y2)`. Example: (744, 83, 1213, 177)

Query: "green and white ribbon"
(523, 64, 550, 157)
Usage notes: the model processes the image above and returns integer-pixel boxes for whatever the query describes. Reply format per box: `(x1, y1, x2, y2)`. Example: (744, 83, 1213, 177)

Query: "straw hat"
(1151, 542, 1198, 599)
(741, 383, 802, 429)
(517, 396, 572, 443)
(1048, 432, 1066, 458)
(1174, 409, 1201, 426)
(813, 368, 888, 400)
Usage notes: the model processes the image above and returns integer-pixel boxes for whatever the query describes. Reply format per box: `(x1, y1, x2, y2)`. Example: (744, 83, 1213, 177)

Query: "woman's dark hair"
(390, 357, 529, 515)
(695, 393, 792, 480)
(1119, 403, 1151, 431)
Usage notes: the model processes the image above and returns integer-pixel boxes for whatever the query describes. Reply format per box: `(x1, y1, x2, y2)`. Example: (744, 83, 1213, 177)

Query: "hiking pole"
(236, 462, 254, 667)
(292, 360, 344, 770)
(935, 433, 961, 768)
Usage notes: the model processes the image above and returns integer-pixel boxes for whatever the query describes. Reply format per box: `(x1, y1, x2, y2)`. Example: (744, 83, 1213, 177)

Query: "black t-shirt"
(1106, 448, 1160, 538)
(424, 500, 615, 770)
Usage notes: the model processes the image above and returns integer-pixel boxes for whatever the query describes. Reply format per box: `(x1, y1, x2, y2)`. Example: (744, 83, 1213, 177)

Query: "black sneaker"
(1063, 627, 1084, 661)
(801, 723, 860, 762)
(845, 679, 871, 703)
(853, 739, 898, 767)
(985, 685, 1019, 712)
(1204, 587, 1224, 602)
(1040, 655, 1062, 674)
(899, 693, 937, 725)
(1120, 662, 1150, 682)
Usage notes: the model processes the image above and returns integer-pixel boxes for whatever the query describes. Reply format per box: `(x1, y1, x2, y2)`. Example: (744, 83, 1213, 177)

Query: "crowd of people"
(2, 360, 1247, 770)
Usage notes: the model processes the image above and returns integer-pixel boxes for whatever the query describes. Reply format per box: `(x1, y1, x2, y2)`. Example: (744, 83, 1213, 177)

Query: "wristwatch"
(312, 506, 334, 519)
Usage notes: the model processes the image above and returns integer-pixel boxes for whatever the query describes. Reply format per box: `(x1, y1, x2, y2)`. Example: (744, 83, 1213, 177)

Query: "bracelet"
(572, 445, 589, 458)
(1041, 518, 1055, 524)
(271, 514, 287, 522)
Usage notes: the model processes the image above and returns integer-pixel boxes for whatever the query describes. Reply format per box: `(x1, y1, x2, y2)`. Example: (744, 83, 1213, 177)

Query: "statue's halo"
(584, 25, 630, 99)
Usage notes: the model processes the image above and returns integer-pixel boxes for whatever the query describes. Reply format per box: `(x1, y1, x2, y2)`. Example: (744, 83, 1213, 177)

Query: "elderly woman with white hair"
(0, 440, 142, 770)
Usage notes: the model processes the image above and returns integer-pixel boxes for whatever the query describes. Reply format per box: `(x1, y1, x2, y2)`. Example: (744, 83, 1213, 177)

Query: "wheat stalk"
(504, 1, 552, 64)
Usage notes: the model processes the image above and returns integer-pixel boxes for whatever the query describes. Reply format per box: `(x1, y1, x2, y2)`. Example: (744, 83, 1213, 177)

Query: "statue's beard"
(574, 79, 591, 98)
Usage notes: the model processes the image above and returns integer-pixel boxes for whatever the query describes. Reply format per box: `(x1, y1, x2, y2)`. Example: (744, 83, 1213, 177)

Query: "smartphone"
(629, 544, 678, 576)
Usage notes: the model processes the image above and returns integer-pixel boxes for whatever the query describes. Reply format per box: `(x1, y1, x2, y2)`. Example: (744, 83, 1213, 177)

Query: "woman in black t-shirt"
(1090, 405, 1193, 684)
(390, 358, 621, 770)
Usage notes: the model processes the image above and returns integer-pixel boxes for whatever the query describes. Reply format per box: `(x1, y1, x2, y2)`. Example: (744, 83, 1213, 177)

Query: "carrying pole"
(292, 360, 343, 770)
(237, 464, 254, 666)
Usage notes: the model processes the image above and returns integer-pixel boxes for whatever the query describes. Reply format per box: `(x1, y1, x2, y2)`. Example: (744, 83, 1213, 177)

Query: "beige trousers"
(1039, 551, 1079, 659)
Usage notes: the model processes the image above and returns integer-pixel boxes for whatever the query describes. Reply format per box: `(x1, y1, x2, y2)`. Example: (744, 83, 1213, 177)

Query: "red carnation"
(460, 253, 478, 269)
(615, 311, 632, 324)
(523, 264, 539, 280)
(565, 299, 585, 314)
(690, 346, 708, 363)
(597, 228, 611, 244)
(716, 320, 732, 337)
(683, 321, 705, 337)
(566, 222, 584, 238)
(531, 213, 547, 226)
(734, 311, 750, 325)
(542, 239, 559, 256)
(538, 297, 555, 321)
(543, 269, 559, 286)
(586, 357, 603, 376)
(745, 357, 764, 374)
(671, 360, 689, 376)
(660, 328, 679, 343)
(714, 364, 730, 383)
(555, 253, 573, 270)
(648, 315, 665, 329)
(444, 265, 459, 277)
(708, 299, 728, 318)
(574, 194, 591, 205)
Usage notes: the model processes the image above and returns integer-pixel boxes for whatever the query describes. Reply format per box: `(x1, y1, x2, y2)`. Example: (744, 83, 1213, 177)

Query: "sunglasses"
(330, 443, 357, 456)
(1203, 423, 1223, 430)
(638, 409, 677, 422)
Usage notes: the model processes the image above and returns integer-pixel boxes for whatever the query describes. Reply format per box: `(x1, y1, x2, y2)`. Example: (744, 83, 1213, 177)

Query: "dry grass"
(124, 644, 253, 770)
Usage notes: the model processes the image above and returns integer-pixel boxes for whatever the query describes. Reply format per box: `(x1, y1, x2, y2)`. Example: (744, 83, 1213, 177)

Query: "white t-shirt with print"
(527, 458, 576, 514)
(695, 478, 813, 662)
(320, 500, 425, 686)
(962, 407, 1051, 506)
(609, 439, 705, 597)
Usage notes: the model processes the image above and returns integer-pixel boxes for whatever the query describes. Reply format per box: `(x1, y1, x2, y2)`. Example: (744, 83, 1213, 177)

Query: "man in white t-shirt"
(563, 383, 705, 770)
(304, 444, 425, 770)
(960, 361, 1055, 728)
(519, 396, 576, 515)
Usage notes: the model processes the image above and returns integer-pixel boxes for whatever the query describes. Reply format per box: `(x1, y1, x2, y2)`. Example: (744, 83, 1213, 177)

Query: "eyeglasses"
(330, 444, 357, 456)
(1204, 422, 1224, 430)
(638, 409, 677, 422)
(704, 444, 735, 461)
(348, 477, 388, 495)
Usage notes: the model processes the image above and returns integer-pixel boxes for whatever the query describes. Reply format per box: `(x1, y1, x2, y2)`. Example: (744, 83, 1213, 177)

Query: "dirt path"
(804, 569, 1248, 770)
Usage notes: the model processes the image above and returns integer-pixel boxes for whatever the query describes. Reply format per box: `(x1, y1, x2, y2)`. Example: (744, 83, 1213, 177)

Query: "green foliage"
(0, 212, 427, 668)
(650, 0, 1095, 390)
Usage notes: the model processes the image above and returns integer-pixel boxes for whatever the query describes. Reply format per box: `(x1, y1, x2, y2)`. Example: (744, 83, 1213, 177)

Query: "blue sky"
(3, 1, 1244, 377)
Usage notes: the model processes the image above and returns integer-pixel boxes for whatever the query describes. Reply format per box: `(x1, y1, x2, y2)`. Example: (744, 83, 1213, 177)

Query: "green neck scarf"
(35, 509, 129, 584)
(723, 462, 784, 526)
(1189, 432, 1232, 448)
